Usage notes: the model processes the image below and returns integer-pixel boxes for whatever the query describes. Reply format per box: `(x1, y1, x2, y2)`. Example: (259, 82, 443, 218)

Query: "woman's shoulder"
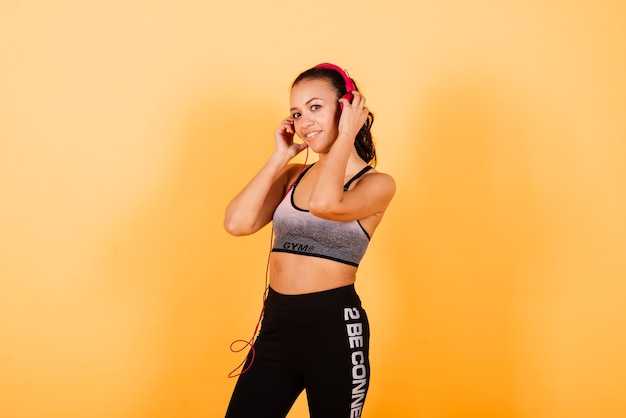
(356, 167, 396, 198)
(363, 167, 395, 184)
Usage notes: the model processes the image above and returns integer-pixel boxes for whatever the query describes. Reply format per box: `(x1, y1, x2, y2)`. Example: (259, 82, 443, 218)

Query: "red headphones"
(314, 63, 355, 109)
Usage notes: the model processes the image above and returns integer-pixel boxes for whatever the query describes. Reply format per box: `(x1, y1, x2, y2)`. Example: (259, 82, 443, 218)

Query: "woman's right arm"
(223, 117, 307, 236)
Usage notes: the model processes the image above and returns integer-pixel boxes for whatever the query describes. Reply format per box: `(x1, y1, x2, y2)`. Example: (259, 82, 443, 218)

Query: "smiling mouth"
(305, 131, 322, 139)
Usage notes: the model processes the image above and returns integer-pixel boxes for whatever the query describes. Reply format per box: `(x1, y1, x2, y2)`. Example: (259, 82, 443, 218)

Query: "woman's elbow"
(308, 199, 339, 220)
(223, 217, 252, 236)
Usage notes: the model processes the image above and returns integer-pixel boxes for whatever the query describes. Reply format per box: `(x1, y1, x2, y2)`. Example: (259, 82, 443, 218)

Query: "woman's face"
(289, 78, 341, 153)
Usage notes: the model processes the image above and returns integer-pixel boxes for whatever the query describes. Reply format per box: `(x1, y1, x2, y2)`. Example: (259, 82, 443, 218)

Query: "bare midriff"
(269, 252, 358, 295)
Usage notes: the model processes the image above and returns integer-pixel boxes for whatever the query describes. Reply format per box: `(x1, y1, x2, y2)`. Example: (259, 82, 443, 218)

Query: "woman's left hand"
(337, 91, 369, 139)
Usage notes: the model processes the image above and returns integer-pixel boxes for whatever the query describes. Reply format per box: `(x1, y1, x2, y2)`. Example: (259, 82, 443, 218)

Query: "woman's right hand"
(275, 117, 308, 159)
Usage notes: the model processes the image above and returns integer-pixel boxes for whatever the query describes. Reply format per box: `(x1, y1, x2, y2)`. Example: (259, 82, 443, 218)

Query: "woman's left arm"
(310, 169, 396, 222)
(309, 92, 396, 221)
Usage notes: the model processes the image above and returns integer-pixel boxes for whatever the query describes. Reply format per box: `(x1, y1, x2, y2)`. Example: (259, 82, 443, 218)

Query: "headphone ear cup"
(339, 92, 353, 110)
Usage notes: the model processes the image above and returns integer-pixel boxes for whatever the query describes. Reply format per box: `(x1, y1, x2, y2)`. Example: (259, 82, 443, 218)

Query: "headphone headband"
(314, 63, 356, 93)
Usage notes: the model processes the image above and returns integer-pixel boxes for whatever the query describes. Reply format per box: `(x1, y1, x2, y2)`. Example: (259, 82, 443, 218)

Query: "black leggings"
(225, 284, 370, 418)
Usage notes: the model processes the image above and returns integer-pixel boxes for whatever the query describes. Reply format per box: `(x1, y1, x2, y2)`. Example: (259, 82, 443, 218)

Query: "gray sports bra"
(271, 164, 373, 267)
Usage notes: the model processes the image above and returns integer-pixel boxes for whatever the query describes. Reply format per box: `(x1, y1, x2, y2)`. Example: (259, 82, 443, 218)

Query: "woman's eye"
(311, 104, 321, 111)
(291, 112, 301, 119)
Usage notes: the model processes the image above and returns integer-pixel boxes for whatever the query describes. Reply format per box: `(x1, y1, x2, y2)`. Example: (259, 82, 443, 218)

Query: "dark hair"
(292, 66, 376, 166)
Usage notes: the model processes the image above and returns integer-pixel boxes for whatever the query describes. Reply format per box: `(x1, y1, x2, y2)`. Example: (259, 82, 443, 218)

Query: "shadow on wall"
(370, 72, 553, 417)
(96, 90, 283, 416)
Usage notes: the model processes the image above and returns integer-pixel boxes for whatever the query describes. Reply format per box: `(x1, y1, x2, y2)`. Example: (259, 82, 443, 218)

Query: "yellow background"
(1, 1, 625, 417)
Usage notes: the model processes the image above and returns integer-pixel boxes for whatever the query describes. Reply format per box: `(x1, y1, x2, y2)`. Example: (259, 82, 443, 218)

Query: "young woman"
(224, 63, 395, 418)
